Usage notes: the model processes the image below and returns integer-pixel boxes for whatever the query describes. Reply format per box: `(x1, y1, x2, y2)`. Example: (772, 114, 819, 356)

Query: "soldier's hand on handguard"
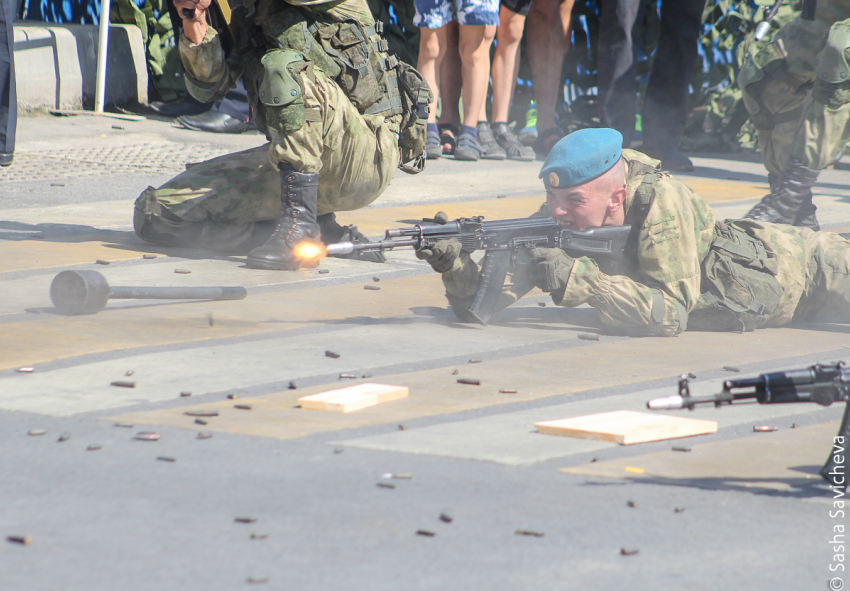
(516, 247, 575, 293)
(415, 238, 464, 274)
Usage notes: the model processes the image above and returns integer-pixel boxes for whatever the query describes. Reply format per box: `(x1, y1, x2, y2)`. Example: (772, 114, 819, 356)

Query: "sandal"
(492, 122, 534, 161)
(426, 127, 442, 160)
(439, 123, 458, 156)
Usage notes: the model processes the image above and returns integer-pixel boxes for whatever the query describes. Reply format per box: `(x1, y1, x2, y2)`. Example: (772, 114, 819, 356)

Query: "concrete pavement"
(2, 112, 850, 590)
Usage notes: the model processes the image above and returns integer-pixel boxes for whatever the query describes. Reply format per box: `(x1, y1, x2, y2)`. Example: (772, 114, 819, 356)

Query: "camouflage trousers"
(791, 227, 850, 324)
(739, 0, 850, 176)
(134, 70, 401, 252)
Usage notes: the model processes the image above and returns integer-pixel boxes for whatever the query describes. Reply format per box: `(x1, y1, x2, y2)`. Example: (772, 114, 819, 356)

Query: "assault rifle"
(647, 362, 850, 488)
(325, 216, 631, 324)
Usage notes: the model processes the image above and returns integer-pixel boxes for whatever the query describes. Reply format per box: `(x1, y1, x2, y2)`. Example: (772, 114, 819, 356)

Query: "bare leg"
(526, 0, 574, 133)
(490, 6, 526, 124)
(417, 26, 449, 125)
(458, 24, 497, 129)
(439, 20, 462, 128)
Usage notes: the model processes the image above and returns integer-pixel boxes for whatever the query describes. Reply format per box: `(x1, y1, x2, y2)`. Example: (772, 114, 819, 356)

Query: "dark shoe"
(492, 122, 534, 161)
(246, 164, 322, 270)
(745, 157, 820, 226)
(148, 95, 209, 118)
(426, 127, 442, 160)
(454, 132, 483, 161)
(177, 111, 253, 134)
(644, 146, 694, 172)
(533, 127, 565, 160)
(0, 152, 12, 167)
(439, 123, 458, 156)
(794, 198, 820, 231)
(476, 122, 507, 160)
(318, 213, 386, 264)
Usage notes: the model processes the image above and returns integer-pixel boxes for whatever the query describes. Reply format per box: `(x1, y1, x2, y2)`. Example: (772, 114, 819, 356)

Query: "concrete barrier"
(13, 23, 148, 112)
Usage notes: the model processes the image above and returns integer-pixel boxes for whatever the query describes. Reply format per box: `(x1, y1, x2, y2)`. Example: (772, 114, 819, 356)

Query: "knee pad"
(260, 49, 308, 133)
(738, 40, 793, 127)
(814, 22, 850, 84)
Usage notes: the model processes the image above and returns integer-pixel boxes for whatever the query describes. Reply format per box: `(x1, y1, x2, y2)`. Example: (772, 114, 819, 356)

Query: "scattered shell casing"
(87, 444, 102, 451)
(288, 381, 297, 389)
(235, 517, 257, 523)
(180, 391, 192, 397)
(687, 372, 697, 379)
(142, 254, 157, 259)
(398, 424, 407, 431)
(499, 388, 518, 394)
(234, 404, 252, 410)
(95, 259, 110, 265)
(110, 381, 136, 388)
(57, 433, 71, 442)
(457, 378, 480, 385)
(185, 410, 219, 417)
(372, 277, 380, 282)
(195, 418, 208, 425)
(197, 432, 213, 439)
(439, 513, 453, 523)
(364, 285, 380, 290)
(174, 269, 191, 274)
(227, 394, 238, 399)
(451, 369, 459, 375)
(27, 429, 46, 436)
(318, 269, 329, 274)
(723, 366, 740, 372)
(377, 482, 396, 489)
(468, 359, 481, 364)
(246, 576, 269, 584)
(114, 422, 133, 428)
(620, 548, 639, 556)
(125, 370, 134, 376)
(626, 501, 638, 508)
(753, 425, 778, 432)
(578, 333, 600, 341)
(538, 302, 546, 307)
(416, 529, 435, 537)
(333, 447, 344, 454)
(156, 456, 176, 462)
(672, 446, 691, 452)
(6, 535, 32, 545)
(250, 533, 268, 540)
(515, 529, 544, 537)
(17, 367, 34, 373)
(134, 432, 160, 441)
(674, 507, 685, 513)
(325, 350, 341, 359)
(339, 373, 358, 379)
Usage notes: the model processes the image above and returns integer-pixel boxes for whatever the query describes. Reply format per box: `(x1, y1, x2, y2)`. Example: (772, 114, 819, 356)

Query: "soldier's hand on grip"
(416, 238, 463, 274)
(515, 247, 575, 293)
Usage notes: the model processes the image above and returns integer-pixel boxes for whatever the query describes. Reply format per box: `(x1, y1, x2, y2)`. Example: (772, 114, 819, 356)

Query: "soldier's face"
(545, 183, 615, 231)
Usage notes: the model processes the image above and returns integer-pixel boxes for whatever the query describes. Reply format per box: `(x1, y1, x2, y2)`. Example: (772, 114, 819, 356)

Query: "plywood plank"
(535, 410, 717, 445)
(298, 383, 409, 413)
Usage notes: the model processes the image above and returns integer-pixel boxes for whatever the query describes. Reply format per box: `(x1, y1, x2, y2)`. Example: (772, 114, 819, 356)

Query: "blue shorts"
(414, 0, 500, 29)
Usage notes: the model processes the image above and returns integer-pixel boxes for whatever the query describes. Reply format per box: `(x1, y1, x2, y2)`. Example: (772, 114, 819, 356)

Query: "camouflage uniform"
(738, 0, 850, 228)
(442, 150, 850, 335)
(134, 0, 403, 253)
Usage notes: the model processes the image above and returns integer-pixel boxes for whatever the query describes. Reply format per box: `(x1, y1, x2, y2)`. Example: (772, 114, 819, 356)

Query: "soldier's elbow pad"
(649, 290, 688, 336)
(815, 24, 850, 85)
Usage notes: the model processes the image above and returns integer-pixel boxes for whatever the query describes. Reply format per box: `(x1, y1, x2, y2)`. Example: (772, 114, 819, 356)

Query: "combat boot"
(317, 213, 386, 264)
(766, 171, 820, 231)
(745, 157, 820, 227)
(246, 163, 322, 270)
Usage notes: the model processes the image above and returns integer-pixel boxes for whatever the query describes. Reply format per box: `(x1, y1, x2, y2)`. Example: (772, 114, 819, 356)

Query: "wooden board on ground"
(298, 383, 409, 413)
(535, 410, 717, 445)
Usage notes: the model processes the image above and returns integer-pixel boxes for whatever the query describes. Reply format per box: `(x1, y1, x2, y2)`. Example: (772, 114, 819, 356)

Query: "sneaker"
(518, 104, 538, 146)
(426, 127, 442, 160)
(492, 122, 534, 161)
(476, 122, 507, 160)
(454, 132, 484, 161)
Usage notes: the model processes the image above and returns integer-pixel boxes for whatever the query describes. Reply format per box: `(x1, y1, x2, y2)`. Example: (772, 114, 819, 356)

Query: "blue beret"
(539, 128, 623, 189)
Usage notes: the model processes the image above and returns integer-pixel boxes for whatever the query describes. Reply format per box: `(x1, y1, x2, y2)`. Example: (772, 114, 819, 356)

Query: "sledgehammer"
(50, 270, 247, 315)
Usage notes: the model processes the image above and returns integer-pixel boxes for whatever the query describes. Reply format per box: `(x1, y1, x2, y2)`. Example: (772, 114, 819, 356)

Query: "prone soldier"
(417, 128, 850, 335)
(133, 0, 430, 270)
(738, 0, 850, 229)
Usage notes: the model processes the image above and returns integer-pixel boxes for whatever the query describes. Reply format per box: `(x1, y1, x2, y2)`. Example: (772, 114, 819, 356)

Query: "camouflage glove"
(516, 247, 575, 293)
(415, 238, 463, 273)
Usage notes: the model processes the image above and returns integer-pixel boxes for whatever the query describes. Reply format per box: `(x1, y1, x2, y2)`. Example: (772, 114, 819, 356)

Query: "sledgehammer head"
(50, 270, 111, 315)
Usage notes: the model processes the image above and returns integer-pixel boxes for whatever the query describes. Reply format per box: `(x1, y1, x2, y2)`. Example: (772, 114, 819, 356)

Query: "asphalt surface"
(2, 112, 850, 590)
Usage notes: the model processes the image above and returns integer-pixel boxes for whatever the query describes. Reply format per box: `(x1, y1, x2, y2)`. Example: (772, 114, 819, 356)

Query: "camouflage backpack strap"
(621, 171, 660, 265)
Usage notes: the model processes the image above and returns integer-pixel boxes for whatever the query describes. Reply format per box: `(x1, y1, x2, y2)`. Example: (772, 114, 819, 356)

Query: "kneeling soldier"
(133, 0, 430, 270)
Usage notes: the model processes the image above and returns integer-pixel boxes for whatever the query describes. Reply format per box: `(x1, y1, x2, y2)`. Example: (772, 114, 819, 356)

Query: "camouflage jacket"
(443, 150, 811, 336)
